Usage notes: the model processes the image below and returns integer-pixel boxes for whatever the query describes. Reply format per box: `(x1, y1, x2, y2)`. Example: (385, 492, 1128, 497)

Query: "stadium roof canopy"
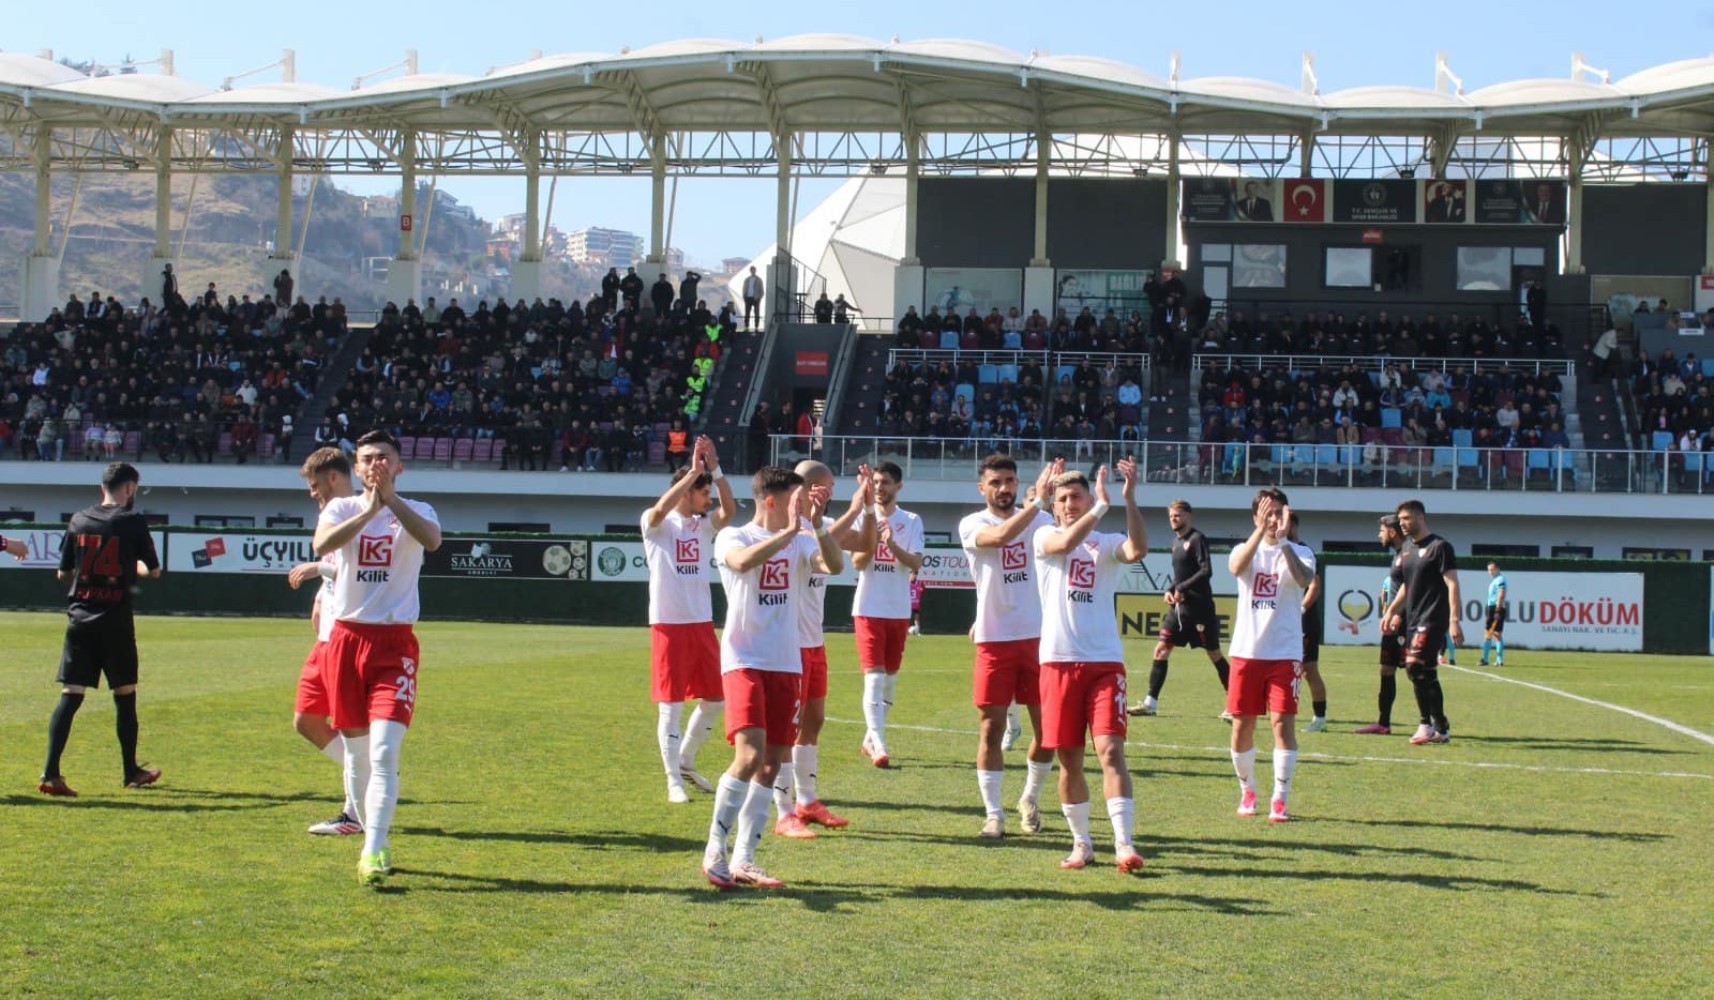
(0, 38, 1710, 178)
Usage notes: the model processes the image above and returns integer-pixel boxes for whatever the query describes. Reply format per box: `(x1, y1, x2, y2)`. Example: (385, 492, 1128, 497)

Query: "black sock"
(1427, 680, 1449, 732)
(1313, 699, 1328, 719)
(1411, 676, 1434, 726)
(114, 692, 140, 777)
(44, 692, 85, 780)
(1212, 657, 1231, 691)
(1378, 674, 1396, 727)
(1147, 660, 1168, 700)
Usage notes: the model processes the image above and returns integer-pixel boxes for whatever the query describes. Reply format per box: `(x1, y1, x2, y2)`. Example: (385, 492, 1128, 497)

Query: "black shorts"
(57, 625, 140, 689)
(1379, 633, 1403, 668)
(1302, 614, 1324, 663)
(1485, 606, 1507, 636)
(1159, 602, 1221, 651)
(1404, 625, 1447, 668)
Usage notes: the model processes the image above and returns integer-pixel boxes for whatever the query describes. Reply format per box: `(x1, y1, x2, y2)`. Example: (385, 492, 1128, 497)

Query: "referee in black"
(1131, 500, 1233, 718)
(39, 462, 164, 796)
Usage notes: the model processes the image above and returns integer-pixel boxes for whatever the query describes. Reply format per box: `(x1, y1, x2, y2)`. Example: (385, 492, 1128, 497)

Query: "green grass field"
(1, 611, 1711, 998)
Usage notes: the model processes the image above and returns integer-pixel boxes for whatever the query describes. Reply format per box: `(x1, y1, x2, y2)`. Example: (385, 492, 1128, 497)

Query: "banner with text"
(1054, 269, 1153, 318)
(0, 527, 170, 572)
(167, 532, 316, 573)
(1321, 566, 1643, 652)
(422, 537, 590, 581)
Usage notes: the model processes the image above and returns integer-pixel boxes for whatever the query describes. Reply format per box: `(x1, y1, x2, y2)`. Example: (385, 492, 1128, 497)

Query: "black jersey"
(57, 504, 159, 629)
(1168, 528, 1214, 607)
(1399, 532, 1457, 631)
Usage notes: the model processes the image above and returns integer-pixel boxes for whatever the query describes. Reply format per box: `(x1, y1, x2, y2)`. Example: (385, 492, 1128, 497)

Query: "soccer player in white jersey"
(851, 461, 924, 767)
(285, 446, 362, 835)
(1226, 487, 1316, 823)
(643, 435, 737, 803)
(703, 467, 847, 889)
(314, 430, 441, 886)
(772, 459, 873, 839)
(1034, 459, 1148, 873)
(959, 454, 1062, 839)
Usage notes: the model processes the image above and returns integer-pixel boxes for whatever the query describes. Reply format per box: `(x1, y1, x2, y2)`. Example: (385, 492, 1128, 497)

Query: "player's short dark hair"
(354, 429, 401, 455)
(300, 447, 351, 479)
(977, 454, 1017, 477)
(1379, 514, 1400, 530)
(751, 466, 803, 497)
(670, 465, 712, 489)
(1396, 498, 1427, 517)
(1168, 499, 1193, 513)
(1251, 486, 1288, 514)
(101, 462, 140, 490)
(876, 460, 904, 483)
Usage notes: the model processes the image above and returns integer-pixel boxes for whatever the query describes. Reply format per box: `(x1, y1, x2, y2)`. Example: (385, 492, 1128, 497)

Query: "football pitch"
(1, 612, 1710, 998)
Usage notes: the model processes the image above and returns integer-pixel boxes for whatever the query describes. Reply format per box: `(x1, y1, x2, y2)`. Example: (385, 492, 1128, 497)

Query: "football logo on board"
(760, 558, 790, 591)
(1001, 541, 1027, 571)
(359, 535, 394, 567)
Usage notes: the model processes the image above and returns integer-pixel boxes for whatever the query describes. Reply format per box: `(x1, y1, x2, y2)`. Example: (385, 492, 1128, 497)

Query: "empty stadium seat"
(397, 436, 417, 460)
(432, 438, 453, 464)
(1381, 408, 1402, 429)
(453, 438, 474, 464)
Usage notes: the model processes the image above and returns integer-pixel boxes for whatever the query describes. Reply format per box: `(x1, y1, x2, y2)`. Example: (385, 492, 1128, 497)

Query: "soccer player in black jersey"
(1356, 515, 1408, 735)
(1381, 499, 1462, 745)
(1287, 513, 1329, 731)
(1131, 500, 1233, 718)
(40, 462, 163, 796)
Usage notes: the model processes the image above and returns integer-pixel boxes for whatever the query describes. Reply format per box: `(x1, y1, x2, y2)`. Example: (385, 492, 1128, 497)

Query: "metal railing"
(1192, 353, 1576, 380)
(771, 434, 1714, 495)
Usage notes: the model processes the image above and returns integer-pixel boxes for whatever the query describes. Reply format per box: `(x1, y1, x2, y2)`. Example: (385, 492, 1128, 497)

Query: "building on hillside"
(565, 227, 643, 268)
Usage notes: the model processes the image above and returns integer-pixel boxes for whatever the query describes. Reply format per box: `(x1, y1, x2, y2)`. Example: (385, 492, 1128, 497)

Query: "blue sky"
(8, 0, 1711, 267)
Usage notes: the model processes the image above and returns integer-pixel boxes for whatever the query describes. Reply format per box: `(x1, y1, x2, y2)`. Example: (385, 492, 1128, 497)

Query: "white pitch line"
(1444, 664, 1714, 748)
(824, 717, 1714, 782)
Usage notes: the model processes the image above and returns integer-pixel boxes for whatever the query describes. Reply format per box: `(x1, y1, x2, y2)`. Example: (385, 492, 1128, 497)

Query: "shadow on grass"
(1445, 735, 1690, 756)
(397, 825, 704, 852)
(1148, 833, 1485, 863)
(1336, 818, 1669, 842)
(1158, 862, 1594, 897)
(0, 790, 313, 813)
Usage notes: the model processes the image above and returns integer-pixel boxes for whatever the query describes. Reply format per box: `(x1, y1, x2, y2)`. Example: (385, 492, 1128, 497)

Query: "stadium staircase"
(698, 326, 769, 470)
(824, 333, 891, 438)
(286, 325, 374, 460)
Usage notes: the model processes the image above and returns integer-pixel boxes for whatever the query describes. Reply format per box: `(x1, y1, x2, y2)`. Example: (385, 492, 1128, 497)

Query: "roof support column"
(1705, 160, 1714, 275)
(33, 128, 52, 257)
(1030, 130, 1050, 266)
(513, 130, 544, 304)
(1299, 131, 1315, 179)
(156, 126, 176, 259)
(901, 132, 920, 265)
(21, 126, 59, 321)
(273, 126, 294, 263)
(769, 133, 795, 322)
(387, 129, 423, 307)
(1164, 135, 1183, 268)
(647, 132, 666, 265)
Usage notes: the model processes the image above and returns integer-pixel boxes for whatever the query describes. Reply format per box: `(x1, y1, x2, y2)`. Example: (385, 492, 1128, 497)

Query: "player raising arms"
(1035, 459, 1148, 873)
(39, 462, 163, 797)
(1356, 515, 1408, 735)
(642, 435, 737, 803)
(1226, 488, 1316, 823)
(958, 454, 1062, 839)
(284, 447, 363, 834)
(1132, 500, 1232, 719)
(703, 467, 847, 889)
(851, 462, 924, 768)
(314, 430, 441, 886)
(1383, 499, 1461, 746)
(772, 459, 872, 839)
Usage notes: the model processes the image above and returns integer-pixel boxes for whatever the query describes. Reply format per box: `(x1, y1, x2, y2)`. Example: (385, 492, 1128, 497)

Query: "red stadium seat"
(432, 438, 453, 464)
(453, 438, 474, 464)
(397, 436, 417, 460)
(471, 438, 493, 463)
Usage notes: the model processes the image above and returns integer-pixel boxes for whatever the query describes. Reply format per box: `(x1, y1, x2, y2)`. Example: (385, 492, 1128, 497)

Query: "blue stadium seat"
(997, 363, 1019, 384)
(1526, 448, 1551, 474)
(1702, 359, 1714, 377)
(977, 364, 998, 384)
(1452, 428, 1473, 448)
(1651, 430, 1675, 451)
(1431, 446, 1455, 471)
(1381, 408, 1402, 429)
(938, 330, 960, 350)
(1456, 447, 1479, 471)
(1294, 444, 1314, 469)
(1314, 444, 1338, 469)
(1271, 444, 1292, 467)
(954, 384, 975, 409)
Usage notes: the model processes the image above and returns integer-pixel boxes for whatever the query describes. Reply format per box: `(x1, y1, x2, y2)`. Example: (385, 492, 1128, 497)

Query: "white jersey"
(641, 507, 715, 625)
(715, 522, 821, 674)
(960, 507, 1053, 643)
(315, 551, 342, 643)
(852, 506, 923, 620)
(319, 494, 439, 625)
(1228, 540, 1315, 661)
(1034, 529, 1128, 664)
(797, 516, 834, 649)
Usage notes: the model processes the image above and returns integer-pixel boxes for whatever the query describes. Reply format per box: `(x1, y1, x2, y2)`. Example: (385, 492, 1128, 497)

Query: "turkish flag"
(1281, 179, 1327, 223)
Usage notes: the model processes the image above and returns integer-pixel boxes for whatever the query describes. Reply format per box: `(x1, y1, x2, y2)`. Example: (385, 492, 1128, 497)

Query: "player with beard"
(1356, 515, 1408, 735)
(1382, 499, 1461, 745)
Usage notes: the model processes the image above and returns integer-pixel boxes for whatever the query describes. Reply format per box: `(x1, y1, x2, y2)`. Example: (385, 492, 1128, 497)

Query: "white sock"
(706, 773, 746, 856)
(1061, 800, 1092, 844)
(732, 780, 772, 865)
(1022, 758, 1053, 805)
(773, 762, 797, 818)
(1005, 702, 1020, 732)
(657, 702, 684, 779)
(319, 733, 344, 763)
(862, 671, 886, 745)
(977, 769, 1004, 818)
(883, 671, 899, 707)
(341, 733, 371, 829)
(793, 744, 818, 806)
(362, 720, 407, 855)
(1107, 795, 1135, 849)
(682, 701, 722, 767)
(1231, 747, 1258, 792)
(1273, 748, 1299, 805)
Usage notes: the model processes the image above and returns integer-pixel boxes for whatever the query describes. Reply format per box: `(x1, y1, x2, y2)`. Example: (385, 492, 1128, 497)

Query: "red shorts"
(854, 616, 909, 673)
(800, 646, 829, 701)
(1227, 656, 1301, 718)
(973, 638, 1041, 707)
(294, 641, 331, 716)
(321, 621, 420, 731)
(1038, 661, 1128, 750)
(650, 622, 722, 702)
(722, 668, 802, 746)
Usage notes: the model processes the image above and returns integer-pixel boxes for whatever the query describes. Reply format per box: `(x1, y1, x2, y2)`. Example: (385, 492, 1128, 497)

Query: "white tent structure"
(724, 176, 906, 325)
